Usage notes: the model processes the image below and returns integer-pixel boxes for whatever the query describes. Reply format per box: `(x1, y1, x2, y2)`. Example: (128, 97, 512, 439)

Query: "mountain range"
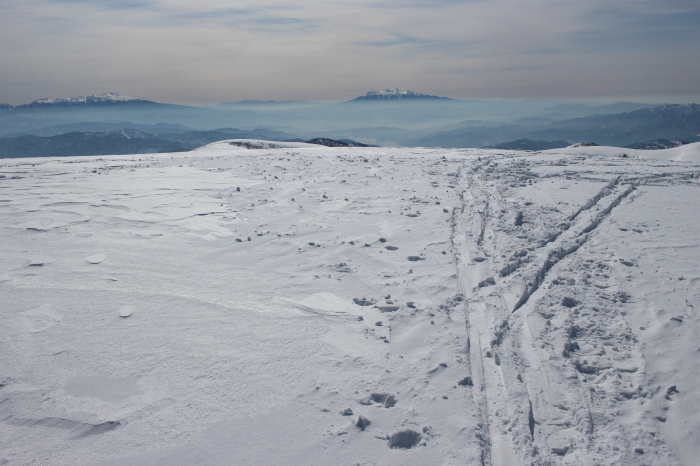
(4, 93, 152, 109)
(1, 91, 698, 156)
(409, 104, 700, 148)
(0, 129, 189, 158)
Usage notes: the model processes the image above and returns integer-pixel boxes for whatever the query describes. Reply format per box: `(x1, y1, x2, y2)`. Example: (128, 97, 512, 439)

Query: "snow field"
(0, 141, 699, 465)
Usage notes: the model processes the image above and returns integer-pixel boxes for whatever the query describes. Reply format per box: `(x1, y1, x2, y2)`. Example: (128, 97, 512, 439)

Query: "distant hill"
(306, 138, 370, 147)
(525, 103, 700, 146)
(160, 128, 304, 146)
(0, 129, 190, 158)
(348, 89, 453, 102)
(625, 138, 686, 150)
(544, 102, 656, 118)
(410, 125, 527, 148)
(4, 121, 191, 138)
(411, 104, 700, 148)
(486, 139, 570, 151)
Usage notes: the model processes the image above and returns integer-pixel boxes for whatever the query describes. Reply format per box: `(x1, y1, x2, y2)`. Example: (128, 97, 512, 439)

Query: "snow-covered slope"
(0, 143, 698, 465)
(194, 139, 321, 151)
(546, 141, 700, 162)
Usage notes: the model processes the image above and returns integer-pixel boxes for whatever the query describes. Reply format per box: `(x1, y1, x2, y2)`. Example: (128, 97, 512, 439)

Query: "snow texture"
(0, 141, 699, 465)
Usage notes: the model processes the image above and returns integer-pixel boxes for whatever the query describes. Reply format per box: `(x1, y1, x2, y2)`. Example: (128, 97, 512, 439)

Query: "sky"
(1, 0, 699, 105)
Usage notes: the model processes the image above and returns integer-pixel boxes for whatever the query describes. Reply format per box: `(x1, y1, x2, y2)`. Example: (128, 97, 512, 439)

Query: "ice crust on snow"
(0, 142, 699, 465)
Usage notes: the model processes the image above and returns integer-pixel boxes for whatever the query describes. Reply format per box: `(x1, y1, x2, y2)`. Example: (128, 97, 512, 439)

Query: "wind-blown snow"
(0, 142, 698, 465)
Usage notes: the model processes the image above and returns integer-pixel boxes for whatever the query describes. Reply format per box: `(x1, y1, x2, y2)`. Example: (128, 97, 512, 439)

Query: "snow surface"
(1, 142, 699, 465)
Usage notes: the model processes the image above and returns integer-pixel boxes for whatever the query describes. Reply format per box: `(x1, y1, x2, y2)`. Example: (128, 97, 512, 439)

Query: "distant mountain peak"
(349, 89, 452, 102)
(23, 93, 151, 108)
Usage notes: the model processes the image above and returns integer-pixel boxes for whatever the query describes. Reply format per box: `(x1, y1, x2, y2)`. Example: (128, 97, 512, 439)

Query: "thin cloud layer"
(0, 0, 698, 104)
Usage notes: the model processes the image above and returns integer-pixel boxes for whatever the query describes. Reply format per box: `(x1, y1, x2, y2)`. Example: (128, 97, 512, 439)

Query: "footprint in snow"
(86, 253, 106, 264)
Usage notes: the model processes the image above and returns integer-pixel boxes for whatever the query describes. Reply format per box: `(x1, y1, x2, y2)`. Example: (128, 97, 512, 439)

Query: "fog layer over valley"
(1, 141, 699, 464)
(2, 93, 699, 156)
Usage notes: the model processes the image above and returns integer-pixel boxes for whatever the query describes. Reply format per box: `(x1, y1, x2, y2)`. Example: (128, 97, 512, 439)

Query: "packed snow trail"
(0, 141, 699, 465)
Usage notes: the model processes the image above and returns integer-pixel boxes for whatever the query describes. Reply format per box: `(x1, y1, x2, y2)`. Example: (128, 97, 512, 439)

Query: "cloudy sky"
(1, 0, 699, 105)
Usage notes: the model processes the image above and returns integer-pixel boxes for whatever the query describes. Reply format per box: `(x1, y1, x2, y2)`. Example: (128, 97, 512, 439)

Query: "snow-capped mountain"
(349, 88, 453, 101)
(21, 93, 153, 108)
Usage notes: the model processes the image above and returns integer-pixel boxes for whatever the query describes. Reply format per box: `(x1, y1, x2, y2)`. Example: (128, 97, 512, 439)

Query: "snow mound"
(194, 139, 320, 152)
(546, 141, 700, 162)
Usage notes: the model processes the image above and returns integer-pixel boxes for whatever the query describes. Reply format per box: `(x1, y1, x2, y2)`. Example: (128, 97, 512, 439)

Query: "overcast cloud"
(1, 0, 698, 104)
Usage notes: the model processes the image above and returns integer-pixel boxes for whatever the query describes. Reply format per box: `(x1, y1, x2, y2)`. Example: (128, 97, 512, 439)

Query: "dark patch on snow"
(528, 400, 536, 439)
(356, 415, 371, 431)
(514, 211, 524, 226)
(478, 277, 496, 288)
(377, 306, 399, 313)
(353, 298, 375, 306)
(366, 393, 397, 408)
(388, 429, 421, 449)
(458, 377, 473, 387)
(561, 297, 578, 308)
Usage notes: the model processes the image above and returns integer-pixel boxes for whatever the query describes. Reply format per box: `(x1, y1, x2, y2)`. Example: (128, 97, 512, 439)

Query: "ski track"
(0, 143, 698, 465)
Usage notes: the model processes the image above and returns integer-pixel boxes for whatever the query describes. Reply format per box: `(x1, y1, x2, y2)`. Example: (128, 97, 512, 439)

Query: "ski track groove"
(456, 162, 520, 465)
(458, 156, 650, 464)
(452, 168, 491, 465)
(513, 182, 637, 313)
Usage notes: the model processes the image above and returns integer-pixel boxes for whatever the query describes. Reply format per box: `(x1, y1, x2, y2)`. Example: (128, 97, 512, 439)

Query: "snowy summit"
(349, 88, 452, 101)
(24, 92, 147, 107)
